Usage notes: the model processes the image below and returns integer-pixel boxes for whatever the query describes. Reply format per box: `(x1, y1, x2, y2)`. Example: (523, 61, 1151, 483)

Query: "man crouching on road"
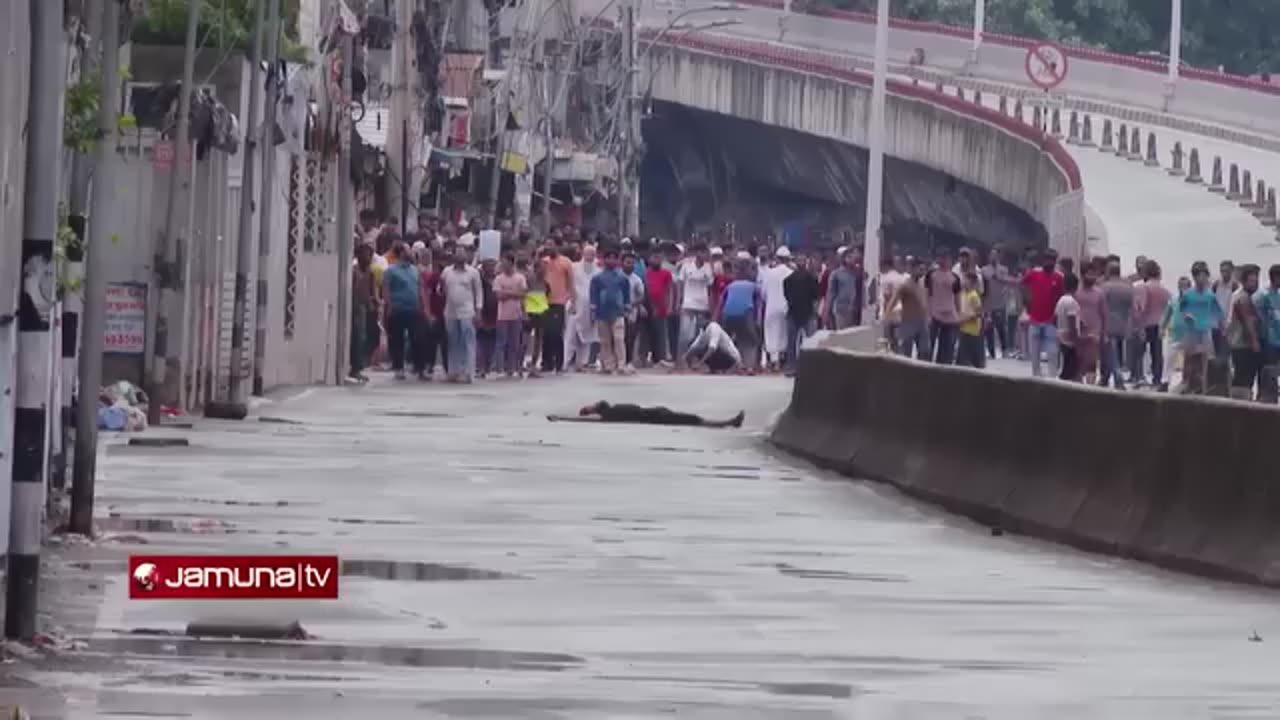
(684, 320, 744, 374)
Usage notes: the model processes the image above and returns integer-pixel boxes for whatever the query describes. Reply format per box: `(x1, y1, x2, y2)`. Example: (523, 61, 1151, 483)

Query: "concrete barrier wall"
(646, 34, 1084, 253)
(772, 349, 1280, 587)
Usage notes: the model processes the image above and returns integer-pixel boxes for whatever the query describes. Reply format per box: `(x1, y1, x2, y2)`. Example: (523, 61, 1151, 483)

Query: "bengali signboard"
(104, 282, 147, 354)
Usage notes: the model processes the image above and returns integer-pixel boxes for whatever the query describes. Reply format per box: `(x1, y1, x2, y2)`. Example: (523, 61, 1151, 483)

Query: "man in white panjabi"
(565, 244, 601, 370)
(761, 246, 795, 371)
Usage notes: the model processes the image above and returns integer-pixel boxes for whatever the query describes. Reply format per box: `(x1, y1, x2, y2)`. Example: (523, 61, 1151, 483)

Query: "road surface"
(8, 373, 1280, 719)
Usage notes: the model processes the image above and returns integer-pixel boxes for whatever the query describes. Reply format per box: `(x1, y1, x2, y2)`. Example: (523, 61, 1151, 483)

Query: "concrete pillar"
(1080, 115, 1094, 146)
(1128, 126, 1142, 160)
(1252, 181, 1270, 218)
(1116, 123, 1129, 156)
(998, 95, 1007, 114)
(1145, 133, 1159, 167)
(1100, 119, 1113, 151)
(1013, 99, 1023, 122)
(1206, 155, 1223, 191)
(1227, 163, 1242, 199)
(1051, 108, 1062, 137)
(1067, 111, 1079, 143)
(1168, 141, 1186, 176)
(1262, 189, 1278, 227)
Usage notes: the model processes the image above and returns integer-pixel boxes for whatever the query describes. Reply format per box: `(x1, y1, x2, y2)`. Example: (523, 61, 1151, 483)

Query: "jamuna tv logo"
(128, 555, 340, 600)
(132, 562, 160, 593)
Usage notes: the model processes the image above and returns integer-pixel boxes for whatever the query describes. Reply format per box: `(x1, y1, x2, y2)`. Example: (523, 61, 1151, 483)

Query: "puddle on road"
(376, 411, 460, 419)
(772, 563, 909, 584)
(99, 516, 236, 535)
(593, 673, 856, 700)
(342, 559, 524, 582)
(327, 516, 418, 526)
(78, 636, 583, 673)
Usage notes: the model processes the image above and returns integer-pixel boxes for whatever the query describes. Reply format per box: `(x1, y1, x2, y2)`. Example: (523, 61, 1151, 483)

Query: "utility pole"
(970, 0, 984, 66)
(71, 0, 121, 536)
(209, 0, 267, 419)
(7, 0, 65, 640)
(148, 0, 201, 424)
(387, 0, 418, 235)
(334, 32, 355, 385)
(863, 0, 890, 319)
(619, 0, 640, 238)
(56, 1, 102, 493)
(540, 52, 557, 237)
(252, 0, 283, 397)
(1168, 0, 1182, 85)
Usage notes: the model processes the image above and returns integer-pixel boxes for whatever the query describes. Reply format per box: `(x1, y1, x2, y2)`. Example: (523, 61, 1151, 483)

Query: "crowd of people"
(877, 245, 1280, 402)
(349, 210, 1280, 403)
(348, 211, 872, 383)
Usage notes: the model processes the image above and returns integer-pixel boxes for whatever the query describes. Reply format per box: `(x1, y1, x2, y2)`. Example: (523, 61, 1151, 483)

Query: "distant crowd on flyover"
(348, 210, 878, 382)
(874, 246, 1280, 403)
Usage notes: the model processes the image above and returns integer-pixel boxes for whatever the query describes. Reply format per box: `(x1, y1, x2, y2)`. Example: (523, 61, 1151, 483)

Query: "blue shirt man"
(720, 279, 759, 319)
(383, 257, 420, 313)
(1255, 269, 1280, 350)
(590, 265, 632, 323)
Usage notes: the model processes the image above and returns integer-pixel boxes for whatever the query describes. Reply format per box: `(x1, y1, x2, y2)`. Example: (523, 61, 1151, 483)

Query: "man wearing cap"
(761, 246, 795, 371)
(826, 248, 865, 330)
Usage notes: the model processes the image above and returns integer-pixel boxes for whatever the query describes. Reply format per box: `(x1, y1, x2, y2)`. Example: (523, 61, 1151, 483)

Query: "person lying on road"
(547, 401, 745, 428)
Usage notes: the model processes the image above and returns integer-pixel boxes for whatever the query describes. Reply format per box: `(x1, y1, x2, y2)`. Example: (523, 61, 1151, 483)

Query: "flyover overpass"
(598, 0, 1280, 274)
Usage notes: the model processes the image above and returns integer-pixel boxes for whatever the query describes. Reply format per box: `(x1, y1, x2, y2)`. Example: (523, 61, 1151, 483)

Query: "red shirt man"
(1023, 261, 1065, 325)
(645, 261, 675, 319)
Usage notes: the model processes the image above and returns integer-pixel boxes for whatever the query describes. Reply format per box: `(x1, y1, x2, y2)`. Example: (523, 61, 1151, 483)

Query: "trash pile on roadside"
(96, 381, 148, 432)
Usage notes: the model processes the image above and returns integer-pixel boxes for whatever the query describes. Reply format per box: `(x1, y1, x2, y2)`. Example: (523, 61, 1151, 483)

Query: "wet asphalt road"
(12, 372, 1280, 719)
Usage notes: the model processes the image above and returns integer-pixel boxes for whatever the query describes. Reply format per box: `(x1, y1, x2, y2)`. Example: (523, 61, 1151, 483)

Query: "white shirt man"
(761, 247, 795, 363)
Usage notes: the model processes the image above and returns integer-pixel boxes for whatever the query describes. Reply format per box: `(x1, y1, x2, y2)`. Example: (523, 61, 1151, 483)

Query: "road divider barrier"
(771, 349, 1280, 587)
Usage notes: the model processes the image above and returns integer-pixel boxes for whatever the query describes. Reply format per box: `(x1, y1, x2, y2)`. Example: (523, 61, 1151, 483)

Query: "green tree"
(131, 0, 309, 62)
(818, 0, 1280, 75)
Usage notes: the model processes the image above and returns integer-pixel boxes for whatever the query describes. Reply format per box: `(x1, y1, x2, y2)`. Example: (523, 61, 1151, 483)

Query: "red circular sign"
(1025, 42, 1068, 90)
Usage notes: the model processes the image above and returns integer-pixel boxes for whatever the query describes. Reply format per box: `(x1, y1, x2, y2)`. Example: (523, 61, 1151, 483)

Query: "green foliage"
(132, 0, 310, 62)
(64, 77, 100, 153)
(55, 205, 83, 297)
(820, 0, 1280, 75)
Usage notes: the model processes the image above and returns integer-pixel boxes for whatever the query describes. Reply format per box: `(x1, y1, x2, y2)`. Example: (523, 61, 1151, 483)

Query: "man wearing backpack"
(1252, 264, 1280, 403)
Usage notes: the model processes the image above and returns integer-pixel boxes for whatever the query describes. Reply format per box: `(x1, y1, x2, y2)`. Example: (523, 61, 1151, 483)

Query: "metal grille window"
(284, 156, 302, 339)
(303, 156, 329, 253)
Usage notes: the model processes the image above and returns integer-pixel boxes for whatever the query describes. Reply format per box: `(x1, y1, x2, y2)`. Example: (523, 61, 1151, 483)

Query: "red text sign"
(128, 555, 340, 600)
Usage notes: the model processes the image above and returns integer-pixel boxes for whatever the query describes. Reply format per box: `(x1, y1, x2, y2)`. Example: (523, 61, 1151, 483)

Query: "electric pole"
(540, 51, 557, 237)
(148, 0, 201, 424)
(619, 0, 640, 238)
(387, 0, 419, 235)
(209, 0, 267, 419)
(6, 0, 65, 640)
(71, 0, 122, 536)
(56, 0, 102, 495)
(253, 0, 283, 397)
(334, 32, 355, 385)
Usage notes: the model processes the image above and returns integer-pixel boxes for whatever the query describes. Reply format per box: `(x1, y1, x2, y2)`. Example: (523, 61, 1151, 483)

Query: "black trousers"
(421, 317, 447, 373)
(542, 304, 567, 372)
(386, 309, 422, 373)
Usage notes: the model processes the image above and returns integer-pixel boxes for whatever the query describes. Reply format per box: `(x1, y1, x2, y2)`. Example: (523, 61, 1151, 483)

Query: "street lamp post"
(1168, 0, 1182, 85)
(971, 0, 985, 65)
(863, 0, 890, 319)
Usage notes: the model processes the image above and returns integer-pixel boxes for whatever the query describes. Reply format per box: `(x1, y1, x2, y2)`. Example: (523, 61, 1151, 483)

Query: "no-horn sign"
(1025, 42, 1068, 90)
